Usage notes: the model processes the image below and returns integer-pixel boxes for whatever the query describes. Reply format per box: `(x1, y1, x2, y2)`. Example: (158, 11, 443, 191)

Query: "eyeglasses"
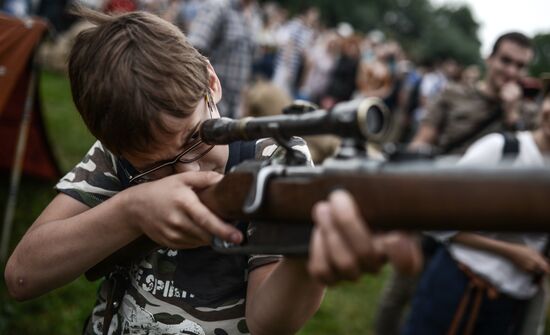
(127, 94, 216, 185)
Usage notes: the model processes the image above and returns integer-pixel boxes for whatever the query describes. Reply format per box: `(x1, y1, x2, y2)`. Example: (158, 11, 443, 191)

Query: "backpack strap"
(501, 132, 520, 161)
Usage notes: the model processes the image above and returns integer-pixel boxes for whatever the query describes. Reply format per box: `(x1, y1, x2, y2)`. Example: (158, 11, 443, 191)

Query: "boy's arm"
(451, 233, 550, 275)
(5, 192, 139, 300)
(5, 171, 242, 301)
(245, 259, 324, 335)
(244, 190, 422, 335)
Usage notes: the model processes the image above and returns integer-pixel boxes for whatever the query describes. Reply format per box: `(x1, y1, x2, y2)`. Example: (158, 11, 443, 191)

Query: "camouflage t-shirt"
(55, 138, 312, 335)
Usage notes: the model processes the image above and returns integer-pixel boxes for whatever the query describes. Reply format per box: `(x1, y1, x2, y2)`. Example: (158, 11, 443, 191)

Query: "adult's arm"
(409, 123, 439, 149)
(408, 88, 450, 150)
(245, 259, 324, 335)
(451, 233, 550, 275)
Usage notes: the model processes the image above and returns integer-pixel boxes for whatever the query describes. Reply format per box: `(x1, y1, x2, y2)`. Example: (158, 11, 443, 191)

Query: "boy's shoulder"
(55, 141, 122, 207)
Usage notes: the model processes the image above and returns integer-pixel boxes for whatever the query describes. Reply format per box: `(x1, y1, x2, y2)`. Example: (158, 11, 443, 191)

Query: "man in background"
(187, 0, 258, 118)
(409, 32, 537, 156)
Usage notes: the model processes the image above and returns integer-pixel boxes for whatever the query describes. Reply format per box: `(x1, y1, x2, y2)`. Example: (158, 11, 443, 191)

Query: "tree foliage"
(530, 32, 550, 77)
(272, 0, 482, 65)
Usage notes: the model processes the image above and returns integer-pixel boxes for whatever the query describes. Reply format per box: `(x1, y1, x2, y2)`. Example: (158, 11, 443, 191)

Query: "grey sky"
(431, 0, 550, 56)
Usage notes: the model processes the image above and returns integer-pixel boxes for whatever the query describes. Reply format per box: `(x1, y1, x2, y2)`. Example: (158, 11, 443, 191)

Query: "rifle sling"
(102, 269, 129, 335)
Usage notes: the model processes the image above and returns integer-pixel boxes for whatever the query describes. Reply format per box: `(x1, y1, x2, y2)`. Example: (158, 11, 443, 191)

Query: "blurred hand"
(500, 82, 523, 127)
(307, 190, 422, 285)
(126, 171, 242, 249)
(500, 81, 523, 104)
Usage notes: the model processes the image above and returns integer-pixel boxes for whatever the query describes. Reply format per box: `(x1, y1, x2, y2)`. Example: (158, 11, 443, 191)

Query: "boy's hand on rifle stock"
(126, 171, 243, 249)
(308, 190, 423, 285)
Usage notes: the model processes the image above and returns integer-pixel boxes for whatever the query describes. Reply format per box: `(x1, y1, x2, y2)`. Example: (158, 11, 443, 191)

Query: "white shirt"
(431, 131, 548, 299)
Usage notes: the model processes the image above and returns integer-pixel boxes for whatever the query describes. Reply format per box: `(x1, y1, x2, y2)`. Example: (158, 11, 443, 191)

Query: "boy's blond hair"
(69, 7, 209, 155)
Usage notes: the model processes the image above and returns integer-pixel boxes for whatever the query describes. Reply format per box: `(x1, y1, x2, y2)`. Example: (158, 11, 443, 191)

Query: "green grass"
(1, 70, 389, 334)
(38, 71, 95, 170)
(0, 70, 98, 334)
(299, 272, 389, 335)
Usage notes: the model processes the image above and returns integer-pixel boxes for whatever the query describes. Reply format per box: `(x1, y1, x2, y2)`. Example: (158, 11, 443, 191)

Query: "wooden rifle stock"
(199, 163, 550, 230)
(85, 162, 550, 281)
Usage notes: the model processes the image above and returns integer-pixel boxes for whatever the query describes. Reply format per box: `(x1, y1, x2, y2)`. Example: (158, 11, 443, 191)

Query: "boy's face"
(124, 97, 229, 182)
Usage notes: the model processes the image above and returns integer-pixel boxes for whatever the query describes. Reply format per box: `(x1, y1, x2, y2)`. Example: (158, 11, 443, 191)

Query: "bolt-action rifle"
(85, 98, 550, 281)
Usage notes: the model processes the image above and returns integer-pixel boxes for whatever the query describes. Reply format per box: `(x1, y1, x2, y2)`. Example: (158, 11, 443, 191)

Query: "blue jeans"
(401, 247, 528, 335)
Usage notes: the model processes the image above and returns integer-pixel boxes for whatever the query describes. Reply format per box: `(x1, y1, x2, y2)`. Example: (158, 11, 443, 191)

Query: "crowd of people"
(3, 1, 550, 335)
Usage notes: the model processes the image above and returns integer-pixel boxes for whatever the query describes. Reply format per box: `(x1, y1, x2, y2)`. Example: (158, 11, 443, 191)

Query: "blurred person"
(320, 33, 361, 109)
(35, 0, 78, 34)
(251, 2, 286, 80)
(38, 18, 95, 73)
(360, 30, 385, 64)
(148, 0, 204, 32)
(139, 0, 177, 21)
(2, 0, 29, 16)
(402, 83, 550, 335)
(393, 61, 428, 143)
(5, 6, 422, 335)
(187, 0, 258, 118)
(242, 80, 340, 164)
(409, 32, 537, 156)
(272, 5, 319, 98)
(415, 56, 461, 121)
(356, 40, 402, 100)
(520, 76, 544, 103)
(103, 0, 137, 13)
(297, 30, 339, 104)
(394, 55, 462, 144)
(177, 0, 202, 32)
(378, 34, 536, 334)
(242, 79, 291, 118)
(359, 34, 374, 64)
(373, 233, 438, 335)
(354, 40, 406, 144)
(461, 64, 481, 88)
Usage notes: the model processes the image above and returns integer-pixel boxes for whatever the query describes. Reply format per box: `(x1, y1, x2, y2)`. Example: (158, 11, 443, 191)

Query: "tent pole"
(1, 66, 36, 263)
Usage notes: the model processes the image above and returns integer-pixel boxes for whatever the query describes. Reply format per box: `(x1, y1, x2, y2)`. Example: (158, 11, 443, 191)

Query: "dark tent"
(1, 13, 61, 261)
(0, 13, 61, 180)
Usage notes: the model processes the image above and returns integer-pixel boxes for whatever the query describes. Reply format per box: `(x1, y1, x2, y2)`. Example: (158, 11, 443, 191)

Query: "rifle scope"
(200, 97, 390, 145)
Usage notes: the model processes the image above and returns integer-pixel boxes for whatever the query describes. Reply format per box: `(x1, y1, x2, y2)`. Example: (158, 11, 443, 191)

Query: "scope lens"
(366, 106, 384, 135)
